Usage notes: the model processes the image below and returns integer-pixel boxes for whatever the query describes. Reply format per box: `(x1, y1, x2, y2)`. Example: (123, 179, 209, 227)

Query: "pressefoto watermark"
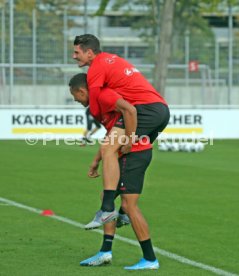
(24, 131, 214, 147)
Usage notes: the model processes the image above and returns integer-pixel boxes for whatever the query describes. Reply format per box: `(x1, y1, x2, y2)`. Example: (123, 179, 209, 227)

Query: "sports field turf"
(0, 140, 239, 276)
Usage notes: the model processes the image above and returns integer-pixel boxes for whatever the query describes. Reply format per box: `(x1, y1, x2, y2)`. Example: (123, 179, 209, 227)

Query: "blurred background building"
(0, 0, 239, 106)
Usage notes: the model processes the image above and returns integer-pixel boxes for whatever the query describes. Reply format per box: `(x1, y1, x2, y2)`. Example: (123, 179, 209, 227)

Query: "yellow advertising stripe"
(164, 128, 203, 134)
(12, 128, 85, 134)
(12, 127, 202, 135)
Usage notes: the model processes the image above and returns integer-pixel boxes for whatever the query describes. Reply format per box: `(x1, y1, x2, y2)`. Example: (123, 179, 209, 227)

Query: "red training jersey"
(87, 52, 167, 119)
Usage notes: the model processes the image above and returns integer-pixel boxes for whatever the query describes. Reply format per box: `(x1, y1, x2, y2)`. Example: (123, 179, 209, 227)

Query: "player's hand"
(120, 143, 132, 155)
(88, 161, 100, 178)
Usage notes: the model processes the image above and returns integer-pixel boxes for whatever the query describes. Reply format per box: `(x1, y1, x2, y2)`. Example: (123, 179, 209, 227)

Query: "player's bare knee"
(121, 200, 129, 214)
(121, 198, 138, 214)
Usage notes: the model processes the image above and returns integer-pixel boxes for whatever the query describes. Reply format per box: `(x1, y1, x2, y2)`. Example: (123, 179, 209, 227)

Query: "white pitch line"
(0, 196, 238, 276)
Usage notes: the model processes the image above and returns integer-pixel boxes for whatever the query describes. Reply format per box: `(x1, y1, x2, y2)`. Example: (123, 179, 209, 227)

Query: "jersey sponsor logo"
(124, 67, 139, 76)
(105, 57, 116, 64)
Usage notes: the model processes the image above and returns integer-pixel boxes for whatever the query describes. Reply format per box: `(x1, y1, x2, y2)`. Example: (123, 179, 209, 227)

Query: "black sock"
(100, 234, 114, 252)
(119, 206, 125, 215)
(101, 190, 115, 212)
(139, 239, 156, 261)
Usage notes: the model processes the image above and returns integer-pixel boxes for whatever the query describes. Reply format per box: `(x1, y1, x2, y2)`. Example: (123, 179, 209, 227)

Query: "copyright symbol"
(25, 133, 38, 146)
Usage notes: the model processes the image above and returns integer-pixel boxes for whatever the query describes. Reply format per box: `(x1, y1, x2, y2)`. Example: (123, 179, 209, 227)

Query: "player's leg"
(100, 126, 126, 210)
(83, 114, 92, 144)
(85, 134, 128, 230)
(84, 126, 100, 144)
(89, 119, 101, 137)
(118, 149, 159, 270)
(101, 126, 125, 189)
(116, 205, 131, 228)
(85, 120, 101, 144)
(121, 196, 159, 270)
(121, 194, 150, 240)
(98, 188, 131, 229)
(80, 192, 119, 266)
(80, 220, 117, 266)
(89, 126, 100, 137)
(121, 194, 159, 270)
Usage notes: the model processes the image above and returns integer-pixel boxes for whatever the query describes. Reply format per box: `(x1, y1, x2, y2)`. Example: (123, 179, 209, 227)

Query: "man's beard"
(78, 61, 87, 67)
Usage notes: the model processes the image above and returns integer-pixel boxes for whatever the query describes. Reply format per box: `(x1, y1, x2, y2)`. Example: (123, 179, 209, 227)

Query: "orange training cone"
(41, 209, 55, 216)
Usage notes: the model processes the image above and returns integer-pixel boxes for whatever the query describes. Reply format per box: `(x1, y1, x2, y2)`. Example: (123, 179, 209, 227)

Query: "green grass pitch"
(0, 140, 239, 276)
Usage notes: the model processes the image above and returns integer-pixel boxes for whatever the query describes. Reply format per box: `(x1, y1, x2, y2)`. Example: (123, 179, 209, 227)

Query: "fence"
(0, 4, 238, 106)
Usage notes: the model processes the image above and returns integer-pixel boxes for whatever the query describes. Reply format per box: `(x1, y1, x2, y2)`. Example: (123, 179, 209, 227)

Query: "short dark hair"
(69, 73, 88, 90)
(74, 34, 101, 54)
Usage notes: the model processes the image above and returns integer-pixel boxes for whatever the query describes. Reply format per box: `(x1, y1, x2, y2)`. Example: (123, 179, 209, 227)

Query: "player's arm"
(88, 130, 111, 178)
(88, 87, 102, 121)
(88, 148, 101, 178)
(115, 99, 137, 154)
(87, 64, 106, 120)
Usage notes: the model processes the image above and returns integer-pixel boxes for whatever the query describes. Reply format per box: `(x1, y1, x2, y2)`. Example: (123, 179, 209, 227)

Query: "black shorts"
(114, 102, 170, 143)
(116, 149, 152, 195)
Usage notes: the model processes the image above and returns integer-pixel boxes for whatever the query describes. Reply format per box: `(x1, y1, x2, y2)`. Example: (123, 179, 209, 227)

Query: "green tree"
(154, 0, 175, 95)
(97, 0, 239, 94)
(0, 0, 84, 83)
